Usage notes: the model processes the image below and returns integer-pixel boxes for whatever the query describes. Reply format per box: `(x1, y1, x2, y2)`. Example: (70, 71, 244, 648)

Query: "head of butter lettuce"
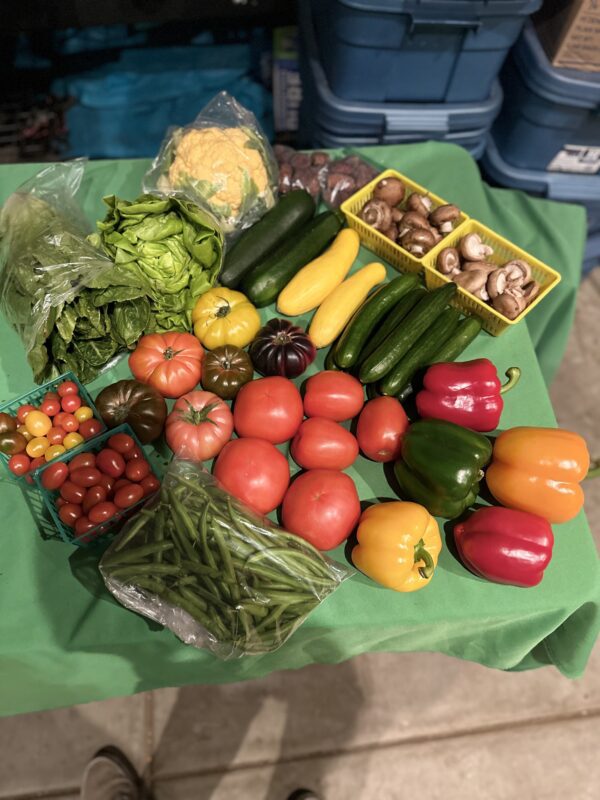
(143, 93, 278, 235)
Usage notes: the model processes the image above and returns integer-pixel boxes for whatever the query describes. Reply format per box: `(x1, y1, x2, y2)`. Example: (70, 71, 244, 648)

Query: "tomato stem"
(181, 399, 220, 426)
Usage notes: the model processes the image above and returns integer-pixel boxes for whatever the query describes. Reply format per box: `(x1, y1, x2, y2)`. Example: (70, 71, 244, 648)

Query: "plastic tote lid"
(330, 0, 542, 18)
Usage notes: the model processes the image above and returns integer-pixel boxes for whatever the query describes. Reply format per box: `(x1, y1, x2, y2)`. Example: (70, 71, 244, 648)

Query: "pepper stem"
(414, 539, 434, 580)
(500, 367, 521, 395)
(586, 460, 600, 480)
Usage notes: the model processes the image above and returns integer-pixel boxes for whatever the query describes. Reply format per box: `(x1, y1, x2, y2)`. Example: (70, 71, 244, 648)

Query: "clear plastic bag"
(274, 144, 330, 203)
(323, 154, 379, 208)
(100, 459, 352, 659)
(143, 91, 278, 238)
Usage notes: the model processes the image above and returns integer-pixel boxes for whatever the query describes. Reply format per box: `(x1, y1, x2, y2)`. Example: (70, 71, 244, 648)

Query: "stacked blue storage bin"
(483, 23, 600, 272)
(299, 0, 505, 158)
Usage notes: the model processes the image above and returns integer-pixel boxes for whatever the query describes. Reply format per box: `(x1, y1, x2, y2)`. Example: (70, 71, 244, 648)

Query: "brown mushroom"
(431, 228, 443, 244)
(436, 247, 461, 275)
(459, 233, 495, 262)
(492, 292, 527, 320)
(429, 204, 461, 233)
(406, 193, 433, 216)
(382, 223, 399, 242)
(401, 227, 437, 256)
(521, 280, 541, 306)
(360, 199, 392, 231)
(453, 269, 490, 301)
(397, 210, 431, 237)
(391, 208, 404, 223)
(504, 259, 532, 284)
(373, 177, 406, 206)
(462, 261, 498, 273)
(486, 268, 510, 299)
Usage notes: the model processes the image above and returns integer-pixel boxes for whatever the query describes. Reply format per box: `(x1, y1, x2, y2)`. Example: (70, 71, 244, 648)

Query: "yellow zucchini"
(309, 261, 387, 348)
(276, 228, 360, 316)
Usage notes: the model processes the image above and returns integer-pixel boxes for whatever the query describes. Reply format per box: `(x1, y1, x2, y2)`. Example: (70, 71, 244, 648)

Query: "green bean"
(237, 601, 270, 618)
(107, 563, 184, 580)
(153, 507, 165, 563)
(168, 507, 200, 563)
(103, 541, 173, 567)
(212, 524, 239, 599)
(198, 505, 217, 569)
(180, 560, 220, 578)
(113, 509, 154, 552)
(245, 548, 333, 584)
(169, 489, 199, 543)
(256, 590, 314, 605)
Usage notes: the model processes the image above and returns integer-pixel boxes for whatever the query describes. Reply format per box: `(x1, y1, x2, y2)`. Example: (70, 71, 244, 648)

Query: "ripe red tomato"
(60, 480, 86, 504)
(79, 418, 102, 440)
(140, 474, 160, 496)
(47, 426, 66, 445)
(107, 433, 135, 455)
(69, 467, 102, 488)
(113, 479, 132, 493)
(74, 516, 96, 539)
(61, 394, 82, 413)
(28, 456, 46, 473)
(98, 474, 115, 496)
(114, 483, 144, 509)
(69, 452, 96, 471)
(40, 398, 61, 417)
(282, 469, 361, 550)
(214, 437, 290, 515)
(96, 448, 126, 478)
(291, 417, 359, 471)
(54, 412, 79, 432)
(88, 501, 117, 524)
(233, 377, 303, 444)
(165, 390, 233, 461)
(125, 459, 151, 482)
(303, 371, 364, 422)
(59, 503, 82, 527)
(8, 454, 30, 476)
(129, 332, 204, 399)
(82, 485, 108, 514)
(356, 396, 409, 462)
(125, 444, 143, 461)
(16, 404, 36, 424)
(56, 497, 67, 508)
(58, 380, 78, 397)
(41, 462, 69, 490)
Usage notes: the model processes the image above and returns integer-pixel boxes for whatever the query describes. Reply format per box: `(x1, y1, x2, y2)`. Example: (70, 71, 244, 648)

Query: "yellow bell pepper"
(192, 287, 261, 350)
(352, 501, 442, 592)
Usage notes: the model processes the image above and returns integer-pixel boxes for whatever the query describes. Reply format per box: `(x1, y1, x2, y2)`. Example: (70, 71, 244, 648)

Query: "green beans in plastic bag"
(100, 459, 353, 658)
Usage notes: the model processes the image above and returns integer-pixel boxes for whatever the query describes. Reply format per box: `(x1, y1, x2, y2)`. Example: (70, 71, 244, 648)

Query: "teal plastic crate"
(33, 423, 161, 547)
(0, 371, 106, 482)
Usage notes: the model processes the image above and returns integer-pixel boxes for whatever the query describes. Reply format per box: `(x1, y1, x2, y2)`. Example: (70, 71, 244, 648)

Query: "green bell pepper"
(394, 419, 492, 519)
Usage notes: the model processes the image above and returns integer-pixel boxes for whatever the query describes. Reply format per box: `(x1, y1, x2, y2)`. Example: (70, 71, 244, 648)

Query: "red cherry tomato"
(290, 417, 359, 471)
(107, 433, 136, 455)
(79, 418, 102, 440)
(88, 501, 118, 524)
(54, 412, 79, 433)
(40, 398, 61, 417)
(28, 456, 46, 473)
(58, 380, 79, 397)
(303, 371, 365, 422)
(114, 483, 144, 509)
(61, 394, 82, 413)
(233, 377, 303, 444)
(75, 516, 96, 539)
(41, 462, 69, 490)
(69, 452, 96, 471)
(60, 480, 86, 505)
(282, 469, 361, 551)
(356, 396, 409, 462)
(69, 466, 102, 488)
(125, 444, 143, 461)
(44, 392, 60, 402)
(17, 404, 36, 424)
(96, 448, 126, 478)
(140, 474, 160, 496)
(98, 474, 115, 496)
(59, 503, 82, 527)
(56, 497, 67, 508)
(47, 426, 66, 445)
(125, 459, 150, 482)
(8, 454, 31, 476)
(213, 438, 290, 515)
(83, 485, 108, 514)
(0, 412, 17, 434)
(113, 479, 132, 493)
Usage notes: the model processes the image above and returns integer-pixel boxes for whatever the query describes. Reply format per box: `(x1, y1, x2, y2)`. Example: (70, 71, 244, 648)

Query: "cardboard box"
(534, 0, 600, 72)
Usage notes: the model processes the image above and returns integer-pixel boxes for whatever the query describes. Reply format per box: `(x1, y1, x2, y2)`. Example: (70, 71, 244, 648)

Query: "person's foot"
(287, 791, 322, 800)
(80, 745, 150, 800)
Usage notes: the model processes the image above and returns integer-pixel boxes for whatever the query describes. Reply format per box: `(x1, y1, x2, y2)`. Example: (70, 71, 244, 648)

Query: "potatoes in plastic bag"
(100, 459, 353, 659)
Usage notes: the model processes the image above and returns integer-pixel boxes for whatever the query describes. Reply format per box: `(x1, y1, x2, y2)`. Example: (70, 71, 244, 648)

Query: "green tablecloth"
(0, 145, 597, 719)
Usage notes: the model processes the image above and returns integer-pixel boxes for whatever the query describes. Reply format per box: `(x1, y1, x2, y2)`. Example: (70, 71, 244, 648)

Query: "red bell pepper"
(454, 506, 554, 588)
(416, 358, 520, 432)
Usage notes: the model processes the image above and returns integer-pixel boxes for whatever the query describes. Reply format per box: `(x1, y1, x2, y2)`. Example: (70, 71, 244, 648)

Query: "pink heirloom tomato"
(165, 391, 233, 461)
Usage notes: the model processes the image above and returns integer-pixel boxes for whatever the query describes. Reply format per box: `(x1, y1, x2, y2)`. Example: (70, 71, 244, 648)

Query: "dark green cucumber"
(334, 273, 420, 368)
(379, 308, 461, 396)
(359, 282, 457, 384)
(241, 210, 344, 307)
(366, 382, 383, 400)
(324, 341, 341, 371)
(426, 316, 483, 364)
(219, 190, 316, 288)
(357, 287, 427, 365)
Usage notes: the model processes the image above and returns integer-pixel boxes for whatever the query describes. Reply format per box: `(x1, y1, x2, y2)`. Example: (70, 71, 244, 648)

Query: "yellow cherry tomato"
(25, 410, 52, 437)
(74, 405, 93, 423)
(63, 432, 84, 450)
(17, 425, 33, 443)
(45, 444, 66, 462)
(26, 436, 50, 458)
(192, 287, 261, 350)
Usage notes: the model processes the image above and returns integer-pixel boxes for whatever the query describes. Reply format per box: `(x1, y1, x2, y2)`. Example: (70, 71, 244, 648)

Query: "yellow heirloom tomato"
(192, 287, 261, 350)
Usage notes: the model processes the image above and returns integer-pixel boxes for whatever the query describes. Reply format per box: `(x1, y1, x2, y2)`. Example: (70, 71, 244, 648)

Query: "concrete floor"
(1, 271, 599, 800)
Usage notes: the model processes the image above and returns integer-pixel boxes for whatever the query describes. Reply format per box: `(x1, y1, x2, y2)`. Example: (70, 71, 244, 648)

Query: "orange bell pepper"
(486, 427, 590, 524)
(352, 501, 442, 592)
